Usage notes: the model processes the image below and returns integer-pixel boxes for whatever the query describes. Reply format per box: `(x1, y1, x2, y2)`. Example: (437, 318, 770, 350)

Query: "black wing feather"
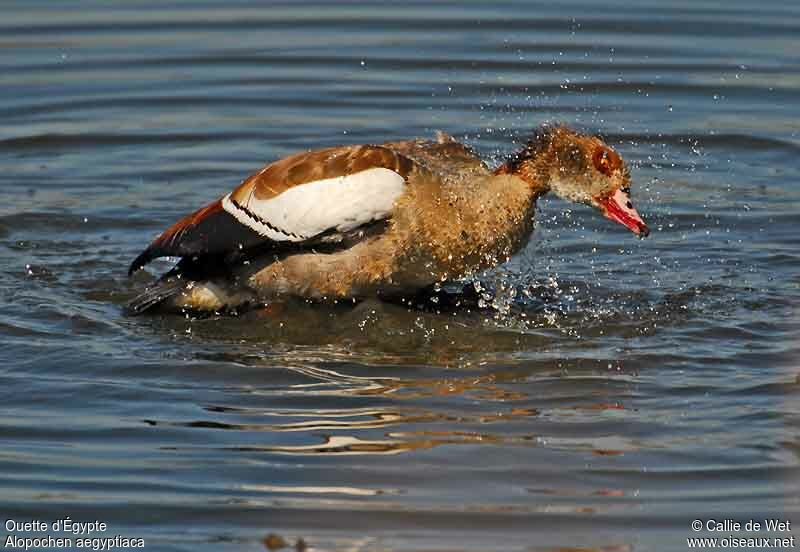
(128, 198, 265, 275)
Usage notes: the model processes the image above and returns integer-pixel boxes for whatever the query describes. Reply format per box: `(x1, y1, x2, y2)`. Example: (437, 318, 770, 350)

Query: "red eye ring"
(592, 147, 620, 177)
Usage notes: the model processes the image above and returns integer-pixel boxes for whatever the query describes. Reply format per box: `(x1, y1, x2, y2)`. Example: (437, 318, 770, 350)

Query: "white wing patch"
(222, 167, 406, 242)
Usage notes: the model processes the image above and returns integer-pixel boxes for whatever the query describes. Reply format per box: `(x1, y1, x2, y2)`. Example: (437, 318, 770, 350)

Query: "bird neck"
(492, 131, 562, 199)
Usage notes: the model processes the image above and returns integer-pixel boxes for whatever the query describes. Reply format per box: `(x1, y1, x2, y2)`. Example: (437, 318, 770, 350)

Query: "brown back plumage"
(230, 145, 416, 204)
(130, 133, 492, 279)
(380, 134, 488, 178)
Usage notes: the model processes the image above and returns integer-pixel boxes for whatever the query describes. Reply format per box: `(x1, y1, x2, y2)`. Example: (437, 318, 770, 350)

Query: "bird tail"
(125, 276, 187, 315)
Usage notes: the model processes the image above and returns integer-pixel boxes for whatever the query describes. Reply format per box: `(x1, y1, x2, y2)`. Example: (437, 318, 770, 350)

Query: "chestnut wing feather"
(128, 145, 415, 275)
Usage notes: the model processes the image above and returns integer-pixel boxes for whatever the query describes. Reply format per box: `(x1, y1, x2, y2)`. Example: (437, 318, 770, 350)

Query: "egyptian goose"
(127, 125, 649, 314)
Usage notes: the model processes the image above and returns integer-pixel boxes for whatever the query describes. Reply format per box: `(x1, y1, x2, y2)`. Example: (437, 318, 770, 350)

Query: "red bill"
(597, 188, 649, 237)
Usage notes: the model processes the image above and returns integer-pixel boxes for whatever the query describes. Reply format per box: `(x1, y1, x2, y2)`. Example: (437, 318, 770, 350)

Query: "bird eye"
(592, 146, 620, 177)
